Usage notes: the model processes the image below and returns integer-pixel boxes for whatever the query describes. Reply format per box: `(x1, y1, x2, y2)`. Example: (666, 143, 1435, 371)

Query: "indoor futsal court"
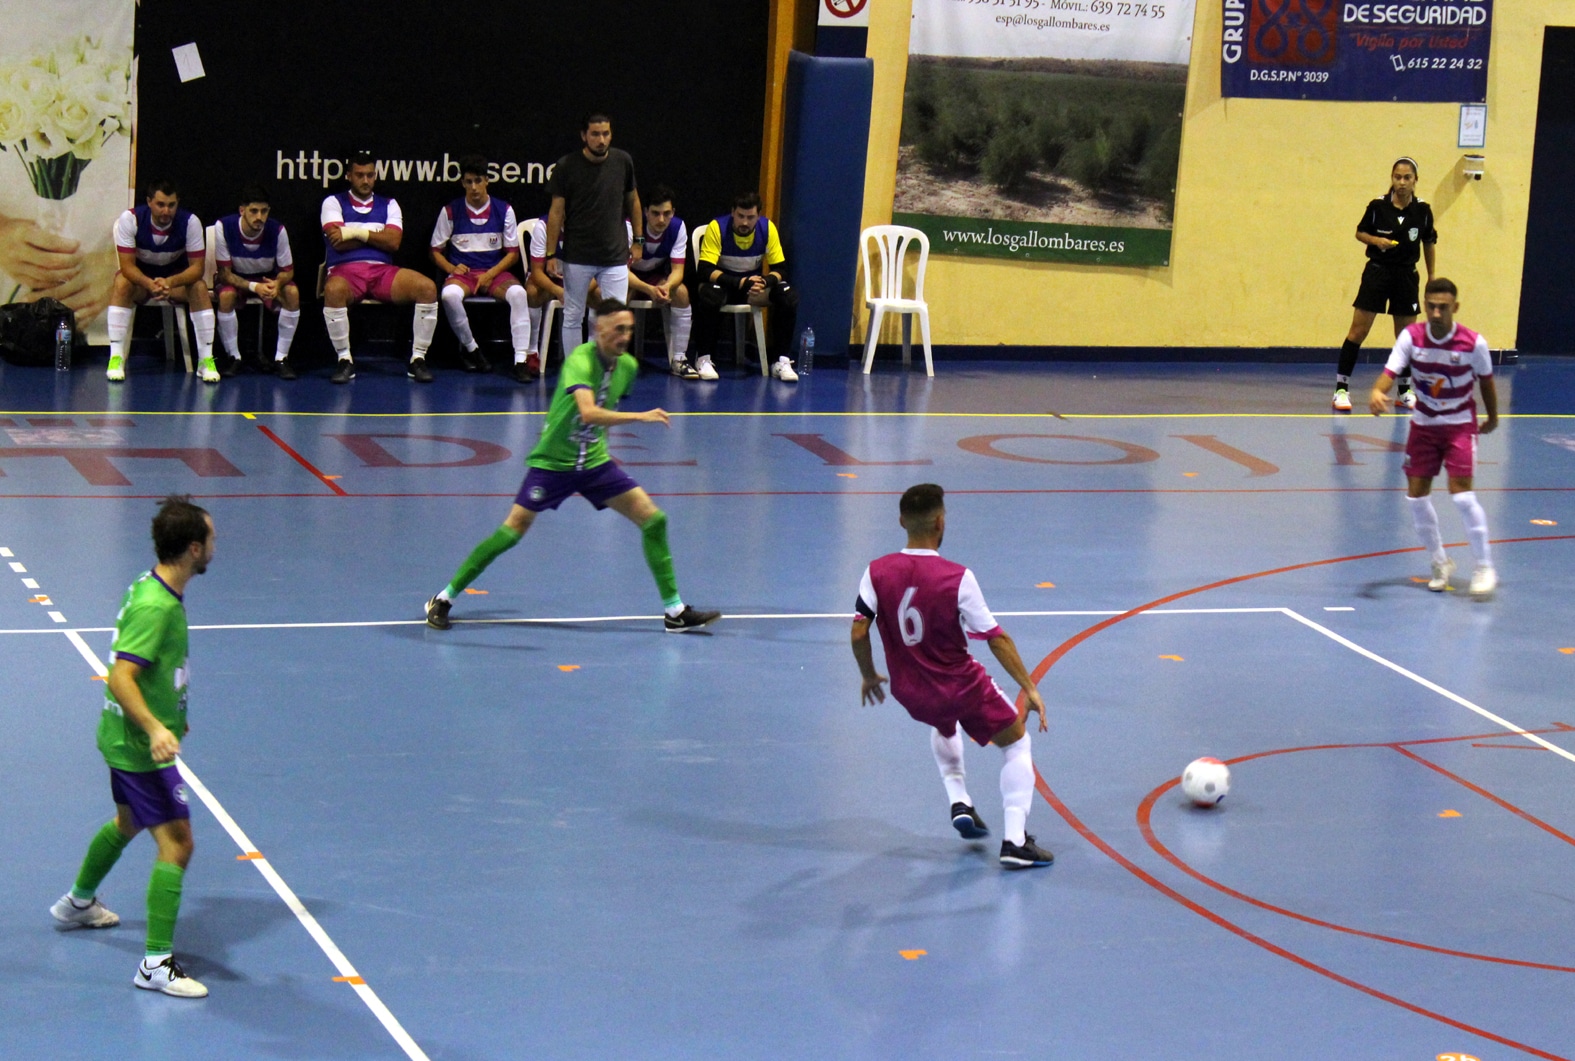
(4, 357, 1574, 1060)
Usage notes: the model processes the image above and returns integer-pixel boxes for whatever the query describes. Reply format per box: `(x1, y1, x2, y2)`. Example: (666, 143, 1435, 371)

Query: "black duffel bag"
(0, 298, 75, 367)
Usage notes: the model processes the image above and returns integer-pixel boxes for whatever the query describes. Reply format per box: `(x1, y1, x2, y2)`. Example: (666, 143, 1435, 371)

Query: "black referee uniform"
(1352, 195, 1436, 316)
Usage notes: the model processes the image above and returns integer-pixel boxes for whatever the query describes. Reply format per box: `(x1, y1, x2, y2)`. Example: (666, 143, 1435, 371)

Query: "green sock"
(444, 524, 523, 597)
(145, 861, 185, 957)
(639, 510, 682, 610)
(71, 820, 133, 901)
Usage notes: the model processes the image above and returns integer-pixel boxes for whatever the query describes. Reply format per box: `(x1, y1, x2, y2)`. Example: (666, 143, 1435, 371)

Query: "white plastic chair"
(692, 224, 768, 377)
(861, 225, 932, 376)
(521, 217, 564, 361)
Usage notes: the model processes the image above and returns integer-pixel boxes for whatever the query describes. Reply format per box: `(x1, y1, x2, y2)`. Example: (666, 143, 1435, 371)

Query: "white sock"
(527, 302, 543, 355)
(323, 306, 351, 358)
(216, 310, 239, 358)
(999, 732, 1034, 846)
(1451, 491, 1493, 568)
(664, 602, 686, 619)
(436, 587, 452, 603)
(190, 309, 215, 361)
(142, 952, 170, 968)
(275, 309, 300, 359)
(670, 304, 692, 358)
(440, 285, 476, 351)
(506, 285, 530, 359)
(412, 301, 439, 358)
(931, 727, 971, 807)
(1407, 495, 1447, 565)
(107, 305, 132, 361)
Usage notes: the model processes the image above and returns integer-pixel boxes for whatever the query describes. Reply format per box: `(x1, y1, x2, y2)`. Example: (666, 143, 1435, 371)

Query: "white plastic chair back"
(862, 225, 928, 305)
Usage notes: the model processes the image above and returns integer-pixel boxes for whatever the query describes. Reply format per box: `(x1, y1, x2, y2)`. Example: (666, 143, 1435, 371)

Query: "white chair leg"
(918, 306, 934, 377)
(176, 305, 192, 373)
(901, 313, 912, 369)
(751, 309, 768, 376)
(862, 306, 884, 374)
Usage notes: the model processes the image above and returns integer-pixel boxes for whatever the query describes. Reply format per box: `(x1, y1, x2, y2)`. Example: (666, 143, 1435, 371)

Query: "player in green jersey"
(50, 496, 215, 999)
(426, 299, 719, 633)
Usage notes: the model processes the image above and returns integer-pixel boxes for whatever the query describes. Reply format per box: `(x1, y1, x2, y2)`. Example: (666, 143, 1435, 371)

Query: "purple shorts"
(515, 462, 641, 512)
(1404, 421, 1477, 479)
(327, 260, 401, 302)
(907, 680, 1022, 746)
(110, 765, 191, 829)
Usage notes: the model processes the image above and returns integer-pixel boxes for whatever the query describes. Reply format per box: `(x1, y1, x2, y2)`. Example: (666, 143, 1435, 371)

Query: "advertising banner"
(0, 0, 133, 342)
(895, 0, 1197, 267)
(1220, 0, 1493, 101)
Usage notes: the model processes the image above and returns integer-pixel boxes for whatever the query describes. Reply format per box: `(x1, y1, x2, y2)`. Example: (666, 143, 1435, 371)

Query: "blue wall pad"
(780, 51, 874, 359)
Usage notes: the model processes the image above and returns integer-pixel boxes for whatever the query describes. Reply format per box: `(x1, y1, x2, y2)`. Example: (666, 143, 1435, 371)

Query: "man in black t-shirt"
(542, 113, 643, 354)
(1332, 158, 1436, 411)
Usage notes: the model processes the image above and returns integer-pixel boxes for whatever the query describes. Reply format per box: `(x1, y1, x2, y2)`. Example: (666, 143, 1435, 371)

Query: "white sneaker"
(134, 956, 208, 998)
(198, 357, 220, 383)
(50, 893, 119, 929)
(1399, 390, 1417, 409)
(1427, 556, 1455, 592)
(1469, 565, 1497, 598)
(1331, 388, 1352, 412)
(771, 357, 799, 382)
(695, 355, 718, 381)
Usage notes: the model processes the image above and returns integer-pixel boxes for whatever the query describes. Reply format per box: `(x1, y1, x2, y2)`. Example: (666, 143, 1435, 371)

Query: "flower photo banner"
(0, 0, 134, 341)
(1220, 0, 1494, 102)
(895, 0, 1198, 267)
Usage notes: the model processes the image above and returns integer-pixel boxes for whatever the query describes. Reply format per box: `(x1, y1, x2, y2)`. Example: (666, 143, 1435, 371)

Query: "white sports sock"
(999, 732, 1034, 846)
(190, 309, 215, 361)
(1407, 495, 1447, 564)
(506, 285, 530, 360)
(527, 302, 543, 355)
(274, 309, 300, 359)
(323, 306, 351, 358)
(216, 310, 239, 358)
(440, 284, 476, 351)
(931, 727, 971, 807)
(107, 305, 132, 361)
(1451, 490, 1493, 568)
(670, 304, 692, 358)
(412, 301, 439, 358)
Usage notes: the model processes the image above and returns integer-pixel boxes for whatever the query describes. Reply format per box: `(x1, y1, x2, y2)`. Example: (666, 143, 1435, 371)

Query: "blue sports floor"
(4, 351, 1575, 1060)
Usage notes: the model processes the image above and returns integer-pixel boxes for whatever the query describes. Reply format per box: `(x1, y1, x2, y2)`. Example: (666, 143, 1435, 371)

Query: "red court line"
(1392, 745, 1575, 849)
(253, 425, 348, 496)
(1135, 748, 1575, 974)
(1027, 536, 1575, 1059)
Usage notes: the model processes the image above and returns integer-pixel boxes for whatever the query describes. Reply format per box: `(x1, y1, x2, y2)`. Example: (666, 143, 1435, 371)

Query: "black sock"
(1336, 339, 1361, 381)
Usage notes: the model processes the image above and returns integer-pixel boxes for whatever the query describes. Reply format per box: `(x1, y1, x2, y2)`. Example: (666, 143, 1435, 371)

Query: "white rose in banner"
(0, 34, 132, 300)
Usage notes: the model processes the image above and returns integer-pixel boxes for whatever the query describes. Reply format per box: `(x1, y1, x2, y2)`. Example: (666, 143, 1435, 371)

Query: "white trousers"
(560, 262, 628, 351)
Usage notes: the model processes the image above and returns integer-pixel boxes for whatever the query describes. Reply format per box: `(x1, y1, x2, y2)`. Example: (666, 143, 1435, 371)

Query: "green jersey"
(96, 571, 189, 773)
(527, 341, 640, 471)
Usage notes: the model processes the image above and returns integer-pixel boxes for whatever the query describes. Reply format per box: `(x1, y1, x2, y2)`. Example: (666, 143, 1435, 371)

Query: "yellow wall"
(860, 2, 1567, 350)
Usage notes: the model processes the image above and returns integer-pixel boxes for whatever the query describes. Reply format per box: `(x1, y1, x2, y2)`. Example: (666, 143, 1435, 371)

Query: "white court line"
(0, 606, 1297, 637)
(60, 629, 431, 1060)
(1281, 608, 1575, 763)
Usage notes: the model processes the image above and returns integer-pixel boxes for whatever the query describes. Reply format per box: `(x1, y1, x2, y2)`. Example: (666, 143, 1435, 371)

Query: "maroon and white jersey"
(1384, 321, 1493, 428)
(856, 549, 1004, 714)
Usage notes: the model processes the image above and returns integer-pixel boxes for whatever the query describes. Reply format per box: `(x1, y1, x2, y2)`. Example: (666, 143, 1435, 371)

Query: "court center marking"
(59, 628, 430, 1061)
(0, 606, 1301, 637)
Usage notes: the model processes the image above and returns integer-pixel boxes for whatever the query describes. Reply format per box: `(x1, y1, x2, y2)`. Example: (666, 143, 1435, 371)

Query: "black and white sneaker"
(134, 956, 208, 998)
(330, 357, 355, 384)
(664, 606, 720, 633)
(671, 358, 701, 380)
(425, 595, 452, 630)
(951, 802, 989, 839)
(408, 357, 434, 383)
(999, 834, 1054, 869)
(275, 357, 297, 380)
(50, 893, 119, 929)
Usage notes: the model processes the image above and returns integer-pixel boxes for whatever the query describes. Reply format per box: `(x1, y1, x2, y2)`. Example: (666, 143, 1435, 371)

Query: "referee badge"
(1408, 227, 1419, 241)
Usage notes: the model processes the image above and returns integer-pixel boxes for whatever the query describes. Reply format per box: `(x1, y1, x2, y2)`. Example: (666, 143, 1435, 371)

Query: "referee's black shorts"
(1352, 262, 1420, 316)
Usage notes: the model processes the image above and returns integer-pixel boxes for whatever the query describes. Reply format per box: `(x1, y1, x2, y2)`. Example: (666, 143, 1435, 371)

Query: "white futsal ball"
(1181, 757, 1230, 807)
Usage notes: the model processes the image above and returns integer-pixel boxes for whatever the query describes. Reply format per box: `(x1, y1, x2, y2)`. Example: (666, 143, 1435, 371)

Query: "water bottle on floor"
(54, 315, 72, 372)
(799, 326, 814, 375)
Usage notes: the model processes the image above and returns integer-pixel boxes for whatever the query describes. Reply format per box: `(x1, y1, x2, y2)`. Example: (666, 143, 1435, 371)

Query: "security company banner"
(895, 0, 1198, 266)
(1220, 0, 1493, 101)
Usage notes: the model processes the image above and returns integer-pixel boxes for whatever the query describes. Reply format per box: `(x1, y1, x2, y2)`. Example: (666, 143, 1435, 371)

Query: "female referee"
(1332, 157, 1436, 411)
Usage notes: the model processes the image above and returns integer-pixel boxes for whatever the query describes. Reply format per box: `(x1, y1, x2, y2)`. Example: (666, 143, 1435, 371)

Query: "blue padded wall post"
(780, 50, 874, 366)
